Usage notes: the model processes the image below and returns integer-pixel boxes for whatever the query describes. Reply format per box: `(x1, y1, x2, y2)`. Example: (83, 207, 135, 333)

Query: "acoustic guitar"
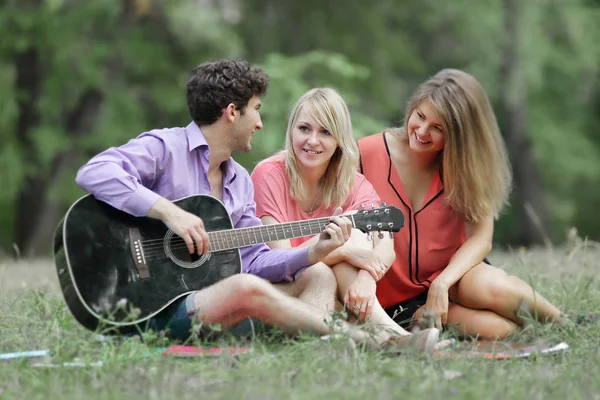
(53, 194, 404, 332)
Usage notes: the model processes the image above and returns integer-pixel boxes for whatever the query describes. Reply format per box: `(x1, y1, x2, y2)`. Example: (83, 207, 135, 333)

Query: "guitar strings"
(137, 217, 339, 245)
(138, 220, 334, 249)
(142, 225, 368, 254)
(137, 213, 378, 246)
(139, 213, 388, 257)
(139, 215, 383, 252)
(140, 219, 332, 254)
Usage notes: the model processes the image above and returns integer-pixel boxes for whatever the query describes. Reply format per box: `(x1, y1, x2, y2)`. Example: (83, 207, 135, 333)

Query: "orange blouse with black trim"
(358, 132, 466, 308)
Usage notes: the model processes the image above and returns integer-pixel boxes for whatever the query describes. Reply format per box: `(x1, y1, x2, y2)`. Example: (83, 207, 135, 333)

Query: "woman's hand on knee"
(343, 270, 377, 321)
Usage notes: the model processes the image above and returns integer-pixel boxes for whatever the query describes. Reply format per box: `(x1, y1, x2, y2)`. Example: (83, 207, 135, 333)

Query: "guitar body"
(54, 194, 241, 332)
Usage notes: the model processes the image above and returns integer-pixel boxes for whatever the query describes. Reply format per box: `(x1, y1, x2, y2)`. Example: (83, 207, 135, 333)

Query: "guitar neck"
(207, 214, 356, 252)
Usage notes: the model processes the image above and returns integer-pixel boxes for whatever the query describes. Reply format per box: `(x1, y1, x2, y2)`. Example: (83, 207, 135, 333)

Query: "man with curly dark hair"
(186, 59, 269, 126)
(73, 59, 365, 343)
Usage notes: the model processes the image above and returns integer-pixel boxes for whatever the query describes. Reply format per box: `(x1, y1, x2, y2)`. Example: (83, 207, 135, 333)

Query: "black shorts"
(384, 292, 429, 330)
(384, 258, 492, 329)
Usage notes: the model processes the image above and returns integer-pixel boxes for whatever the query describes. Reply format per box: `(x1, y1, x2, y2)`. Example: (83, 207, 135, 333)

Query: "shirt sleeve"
(75, 134, 164, 217)
(251, 160, 288, 223)
(237, 173, 310, 282)
(347, 174, 382, 211)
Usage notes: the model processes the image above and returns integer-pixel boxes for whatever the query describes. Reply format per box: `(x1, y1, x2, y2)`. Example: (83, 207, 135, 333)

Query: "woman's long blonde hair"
(284, 88, 359, 208)
(393, 69, 512, 222)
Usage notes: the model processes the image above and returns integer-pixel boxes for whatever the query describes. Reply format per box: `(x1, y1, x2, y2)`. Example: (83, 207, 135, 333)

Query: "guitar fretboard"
(207, 215, 356, 252)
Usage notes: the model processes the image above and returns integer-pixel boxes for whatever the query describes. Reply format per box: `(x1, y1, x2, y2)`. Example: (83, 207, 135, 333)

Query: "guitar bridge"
(129, 228, 149, 279)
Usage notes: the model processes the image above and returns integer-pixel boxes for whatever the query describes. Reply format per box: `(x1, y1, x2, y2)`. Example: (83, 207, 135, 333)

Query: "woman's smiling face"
(291, 107, 339, 170)
(406, 99, 446, 154)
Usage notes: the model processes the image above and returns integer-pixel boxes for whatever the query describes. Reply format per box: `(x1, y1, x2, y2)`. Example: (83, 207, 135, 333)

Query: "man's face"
(231, 95, 263, 153)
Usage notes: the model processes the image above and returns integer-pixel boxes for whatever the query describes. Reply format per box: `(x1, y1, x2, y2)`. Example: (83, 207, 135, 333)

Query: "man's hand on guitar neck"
(148, 197, 210, 255)
(307, 207, 353, 265)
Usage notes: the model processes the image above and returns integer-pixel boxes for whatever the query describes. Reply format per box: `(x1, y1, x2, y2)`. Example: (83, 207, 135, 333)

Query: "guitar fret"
(238, 229, 245, 247)
(207, 212, 393, 252)
(259, 228, 265, 243)
(219, 231, 226, 250)
(214, 230, 221, 252)
(217, 230, 224, 251)
(227, 230, 234, 249)
(215, 231, 223, 251)
(212, 231, 221, 252)
(209, 231, 215, 251)
(217, 230, 223, 251)
(246, 227, 253, 246)
(231, 231, 236, 248)
(293, 221, 301, 237)
(228, 230, 234, 250)
(245, 229, 251, 246)
(310, 220, 322, 235)
(208, 232, 215, 251)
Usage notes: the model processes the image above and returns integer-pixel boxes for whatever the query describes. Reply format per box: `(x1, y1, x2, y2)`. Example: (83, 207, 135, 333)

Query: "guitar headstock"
(352, 203, 405, 235)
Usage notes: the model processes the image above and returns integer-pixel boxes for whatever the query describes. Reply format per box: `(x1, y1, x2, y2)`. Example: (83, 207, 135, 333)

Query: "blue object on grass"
(0, 350, 50, 360)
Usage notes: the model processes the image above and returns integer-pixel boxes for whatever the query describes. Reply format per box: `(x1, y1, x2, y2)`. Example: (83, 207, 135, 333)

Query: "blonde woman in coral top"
(358, 69, 562, 338)
(252, 88, 440, 351)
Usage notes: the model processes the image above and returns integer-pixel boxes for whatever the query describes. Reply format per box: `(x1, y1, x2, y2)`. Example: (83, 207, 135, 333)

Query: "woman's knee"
(457, 265, 515, 308)
(347, 229, 372, 250)
(483, 276, 514, 305)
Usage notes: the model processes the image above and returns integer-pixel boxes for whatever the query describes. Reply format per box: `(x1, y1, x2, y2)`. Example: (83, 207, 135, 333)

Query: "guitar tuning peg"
(389, 232, 394, 239)
(359, 204, 365, 211)
(371, 203, 375, 209)
(380, 202, 387, 207)
(378, 231, 384, 239)
(367, 232, 373, 241)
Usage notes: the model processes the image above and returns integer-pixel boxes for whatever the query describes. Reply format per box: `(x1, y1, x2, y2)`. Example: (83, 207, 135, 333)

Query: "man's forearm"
(147, 197, 174, 220)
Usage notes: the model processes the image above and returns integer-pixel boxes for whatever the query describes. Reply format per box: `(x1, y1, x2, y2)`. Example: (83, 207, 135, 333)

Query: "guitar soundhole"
(163, 230, 211, 269)
(171, 246, 197, 263)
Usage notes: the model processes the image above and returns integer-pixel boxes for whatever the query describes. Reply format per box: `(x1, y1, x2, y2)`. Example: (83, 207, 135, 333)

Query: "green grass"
(1, 245, 599, 400)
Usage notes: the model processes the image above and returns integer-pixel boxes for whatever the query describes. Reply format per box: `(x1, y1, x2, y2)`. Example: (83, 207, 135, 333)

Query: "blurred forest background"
(0, 0, 599, 257)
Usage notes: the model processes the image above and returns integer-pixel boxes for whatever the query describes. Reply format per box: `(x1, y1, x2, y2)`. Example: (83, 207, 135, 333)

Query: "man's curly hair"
(186, 60, 269, 125)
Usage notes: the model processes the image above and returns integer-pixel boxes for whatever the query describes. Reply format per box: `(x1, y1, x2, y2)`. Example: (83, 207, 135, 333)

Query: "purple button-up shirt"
(75, 121, 310, 282)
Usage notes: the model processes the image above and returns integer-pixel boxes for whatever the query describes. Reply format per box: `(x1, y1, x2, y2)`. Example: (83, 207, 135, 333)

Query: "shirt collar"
(186, 121, 208, 151)
(185, 121, 237, 185)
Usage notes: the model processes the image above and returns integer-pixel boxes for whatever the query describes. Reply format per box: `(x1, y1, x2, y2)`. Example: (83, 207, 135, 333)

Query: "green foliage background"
(0, 0, 599, 255)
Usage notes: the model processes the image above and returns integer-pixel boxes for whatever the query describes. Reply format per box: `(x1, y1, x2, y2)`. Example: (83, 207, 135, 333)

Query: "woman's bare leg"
(445, 303, 518, 339)
(449, 262, 562, 326)
(332, 262, 409, 339)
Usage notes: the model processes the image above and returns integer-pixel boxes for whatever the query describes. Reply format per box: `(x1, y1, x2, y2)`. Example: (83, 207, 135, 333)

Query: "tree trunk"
(23, 90, 105, 256)
(13, 12, 45, 256)
(14, 0, 139, 256)
(499, 0, 553, 246)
